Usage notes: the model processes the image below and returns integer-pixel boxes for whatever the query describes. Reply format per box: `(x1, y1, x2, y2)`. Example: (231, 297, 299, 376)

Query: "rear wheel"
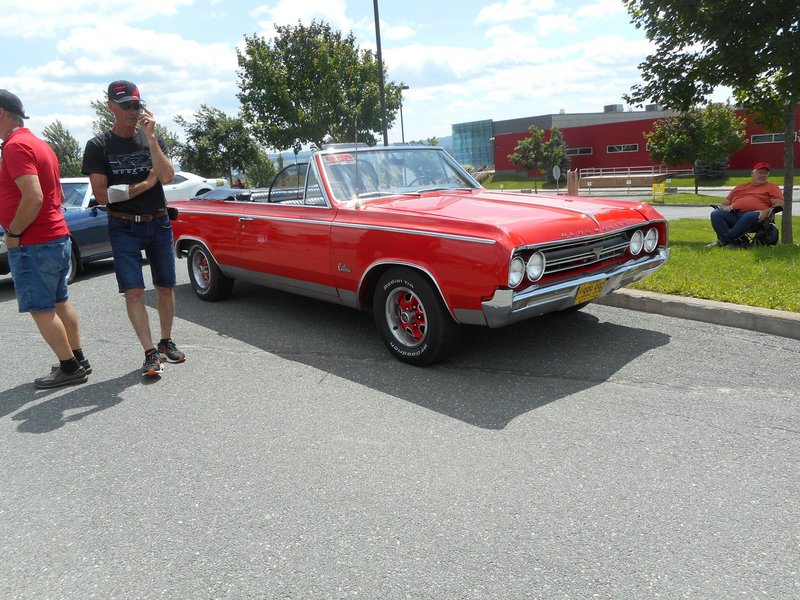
(373, 268, 461, 366)
(188, 244, 234, 301)
(66, 245, 79, 285)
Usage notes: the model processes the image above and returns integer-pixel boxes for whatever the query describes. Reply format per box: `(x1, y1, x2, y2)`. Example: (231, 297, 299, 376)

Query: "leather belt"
(108, 208, 168, 223)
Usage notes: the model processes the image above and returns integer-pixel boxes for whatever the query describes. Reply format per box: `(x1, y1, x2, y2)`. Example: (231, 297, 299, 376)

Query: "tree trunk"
(781, 101, 795, 244)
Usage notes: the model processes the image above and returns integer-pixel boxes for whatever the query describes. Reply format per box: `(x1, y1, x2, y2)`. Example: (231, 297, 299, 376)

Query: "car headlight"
(508, 256, 525, 287)
(643, 227, 659, 252)
(629, 230, 644, 255)
(526, 252, 546, 282)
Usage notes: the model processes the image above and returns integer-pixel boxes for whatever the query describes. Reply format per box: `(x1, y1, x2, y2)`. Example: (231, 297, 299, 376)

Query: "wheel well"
(360, 263, 449, 315)
(176, 238, 204, 259)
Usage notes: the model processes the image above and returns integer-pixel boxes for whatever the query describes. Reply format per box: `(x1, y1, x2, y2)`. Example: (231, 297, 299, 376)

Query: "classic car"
(168, 145, 669, 365)
(162, 171, 228, 201)
(1, 177, 113, 284)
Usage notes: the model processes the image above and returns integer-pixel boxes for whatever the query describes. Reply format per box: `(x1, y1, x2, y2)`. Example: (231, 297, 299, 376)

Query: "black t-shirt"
(82, 129, 169, 214)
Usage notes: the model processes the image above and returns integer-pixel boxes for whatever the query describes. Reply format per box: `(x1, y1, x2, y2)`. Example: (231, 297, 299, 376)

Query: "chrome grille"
(541, 233, 630, 275)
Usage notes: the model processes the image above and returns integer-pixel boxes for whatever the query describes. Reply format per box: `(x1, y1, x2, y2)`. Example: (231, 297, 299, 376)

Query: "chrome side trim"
(332, 221, 496, 245)
(224, 266, 342, 303)
(482, 248, 669, 328)
(175, 208, 496, 245)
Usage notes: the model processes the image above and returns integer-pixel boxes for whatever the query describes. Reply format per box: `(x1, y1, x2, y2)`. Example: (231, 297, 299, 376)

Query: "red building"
(454, 104, 800, 175)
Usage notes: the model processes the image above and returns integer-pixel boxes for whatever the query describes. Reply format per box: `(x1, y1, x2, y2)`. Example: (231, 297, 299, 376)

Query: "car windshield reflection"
(61, 182, 91, 208)
(318, 147, 479, 203)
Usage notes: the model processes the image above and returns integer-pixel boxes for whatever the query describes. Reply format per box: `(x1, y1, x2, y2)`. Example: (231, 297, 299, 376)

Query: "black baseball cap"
(107, 80, 142, 103)
(0, 89, 30, 119)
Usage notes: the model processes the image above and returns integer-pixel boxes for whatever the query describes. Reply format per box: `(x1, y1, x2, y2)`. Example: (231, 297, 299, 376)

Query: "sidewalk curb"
(596, 288, 800, 340)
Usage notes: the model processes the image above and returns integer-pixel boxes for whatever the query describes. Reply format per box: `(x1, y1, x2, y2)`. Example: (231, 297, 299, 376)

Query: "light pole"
(400, 84, 409, 143)
(373, 0, 388, 146)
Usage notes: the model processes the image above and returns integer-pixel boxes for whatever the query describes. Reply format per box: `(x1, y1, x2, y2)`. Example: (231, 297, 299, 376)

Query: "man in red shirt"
(0, 89, 90, 389)
(708, 162, 784, 247)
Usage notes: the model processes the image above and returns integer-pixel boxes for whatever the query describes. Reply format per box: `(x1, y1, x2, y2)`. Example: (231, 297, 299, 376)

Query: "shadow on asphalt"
(1, 372, 139, 434)
(162, 281, 671, 430)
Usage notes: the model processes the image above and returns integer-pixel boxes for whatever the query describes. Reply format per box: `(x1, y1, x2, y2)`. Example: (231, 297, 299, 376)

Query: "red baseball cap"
(753, 162, 771, 171)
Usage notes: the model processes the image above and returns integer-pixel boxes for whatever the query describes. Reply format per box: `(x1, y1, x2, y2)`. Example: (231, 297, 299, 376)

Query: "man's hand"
(138, 107, 156, 136)
(4, 235, 19, 250)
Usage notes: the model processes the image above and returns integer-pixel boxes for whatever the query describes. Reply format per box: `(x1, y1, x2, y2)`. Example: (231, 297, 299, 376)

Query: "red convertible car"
(169, 145, 669, 365)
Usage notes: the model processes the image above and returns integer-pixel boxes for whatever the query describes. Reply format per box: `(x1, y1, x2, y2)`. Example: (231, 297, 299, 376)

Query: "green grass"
(629, 216, 800, 312)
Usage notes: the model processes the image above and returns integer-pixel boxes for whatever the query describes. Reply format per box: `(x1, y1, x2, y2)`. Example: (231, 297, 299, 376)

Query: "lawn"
(629, 216, 800, 312)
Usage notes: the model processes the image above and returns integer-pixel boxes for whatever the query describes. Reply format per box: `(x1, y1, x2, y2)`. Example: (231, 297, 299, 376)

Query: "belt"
(108, 208, 168, 223)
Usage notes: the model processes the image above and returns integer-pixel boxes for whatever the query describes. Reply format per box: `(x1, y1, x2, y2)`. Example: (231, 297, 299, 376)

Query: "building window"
(751, 133, 785, 144)
(607, 144, 639, 153)
(566, 146, 592, 156)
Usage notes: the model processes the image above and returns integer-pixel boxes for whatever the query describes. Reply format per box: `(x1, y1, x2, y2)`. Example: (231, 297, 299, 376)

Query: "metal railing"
(579, 165, 693, 178)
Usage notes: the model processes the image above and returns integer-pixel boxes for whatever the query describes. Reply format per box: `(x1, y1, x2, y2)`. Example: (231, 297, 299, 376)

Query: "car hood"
(358, 189, 662, 247)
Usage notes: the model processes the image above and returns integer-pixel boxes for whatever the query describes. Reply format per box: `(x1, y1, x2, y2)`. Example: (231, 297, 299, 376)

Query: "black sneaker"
(35, 366, 88, 389)
(157, 339, 185, 363)
(142, 349, 164, 377)
(50, 358, 92, 375)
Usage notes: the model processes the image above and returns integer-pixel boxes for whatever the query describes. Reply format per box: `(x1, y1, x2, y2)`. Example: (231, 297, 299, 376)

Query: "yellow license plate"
(575, 279, 606, 304)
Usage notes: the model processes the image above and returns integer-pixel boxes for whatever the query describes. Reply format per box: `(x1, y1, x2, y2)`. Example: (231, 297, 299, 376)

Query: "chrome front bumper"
(481, 248, 670, 328)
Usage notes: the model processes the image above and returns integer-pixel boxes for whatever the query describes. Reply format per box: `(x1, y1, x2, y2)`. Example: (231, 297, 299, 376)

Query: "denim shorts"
(108, 214, 176, 293)
(8, 235, 71, 313)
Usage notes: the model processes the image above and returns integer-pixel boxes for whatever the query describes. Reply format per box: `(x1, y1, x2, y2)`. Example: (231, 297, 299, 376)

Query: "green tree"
(646, 104, 746, 193)
(42, 120, 82, 176)
(508, 126, 567, 192)
(243, 147, 277, 188)
(90, 99, 181, 158)
(236, 20, 402, 150)
(543, 127, 568, 184)
(174, 105, 260, 182)
(623, 0, 798, 242)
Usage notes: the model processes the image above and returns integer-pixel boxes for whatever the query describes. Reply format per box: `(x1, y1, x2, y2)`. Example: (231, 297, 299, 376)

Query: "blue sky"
(0, 0, 724, 151)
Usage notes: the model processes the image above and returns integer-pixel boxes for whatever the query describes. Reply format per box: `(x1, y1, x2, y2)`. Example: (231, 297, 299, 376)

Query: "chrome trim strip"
(174, 209, 496, 245)
(332, 221, 496, 245)
(224, 266, 342, 303)
(482, 248, 670, 328)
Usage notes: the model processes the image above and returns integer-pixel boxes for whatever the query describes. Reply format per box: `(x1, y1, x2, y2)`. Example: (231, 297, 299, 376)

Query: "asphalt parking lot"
(1, 257, 799, 599)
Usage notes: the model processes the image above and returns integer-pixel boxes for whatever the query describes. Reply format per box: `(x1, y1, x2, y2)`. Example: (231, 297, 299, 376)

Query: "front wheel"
(373, 268, 461, 366)
(188, 244, 234, 301)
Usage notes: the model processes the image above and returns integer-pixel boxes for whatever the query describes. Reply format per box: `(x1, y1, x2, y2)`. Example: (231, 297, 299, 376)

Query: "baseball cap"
(0, 89, 30, 119)
(107, 80, 142, 103)
(753, 162, 771, 171)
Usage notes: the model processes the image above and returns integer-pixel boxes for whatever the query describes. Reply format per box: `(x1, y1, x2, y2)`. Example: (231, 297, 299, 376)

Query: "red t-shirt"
(726, 181, 783, 212)
(0, 127, 69, 245)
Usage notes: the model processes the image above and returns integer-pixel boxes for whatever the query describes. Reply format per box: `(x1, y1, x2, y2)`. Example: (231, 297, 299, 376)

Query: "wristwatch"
(4, 227, 21, 238)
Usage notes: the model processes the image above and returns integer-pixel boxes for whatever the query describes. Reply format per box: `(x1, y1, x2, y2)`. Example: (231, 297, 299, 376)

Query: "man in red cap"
(707, 162, 784, 247)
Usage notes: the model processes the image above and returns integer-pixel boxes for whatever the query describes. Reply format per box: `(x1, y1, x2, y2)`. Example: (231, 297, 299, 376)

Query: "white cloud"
(475, 0, 556, 24)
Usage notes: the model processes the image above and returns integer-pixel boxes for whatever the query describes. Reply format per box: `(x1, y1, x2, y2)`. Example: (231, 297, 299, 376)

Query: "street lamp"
(373, 0, 388, 146)
(400, 84, 409, 143)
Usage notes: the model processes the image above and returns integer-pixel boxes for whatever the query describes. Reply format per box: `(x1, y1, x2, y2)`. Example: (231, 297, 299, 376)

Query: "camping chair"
(710, 205, 782, 247)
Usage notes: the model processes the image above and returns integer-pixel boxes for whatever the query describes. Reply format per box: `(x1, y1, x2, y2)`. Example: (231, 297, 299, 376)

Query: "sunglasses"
(118, 100, 142, 111)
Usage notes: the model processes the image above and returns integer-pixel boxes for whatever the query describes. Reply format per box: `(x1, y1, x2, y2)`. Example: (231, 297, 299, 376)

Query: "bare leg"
(54, 300, 82, 351)
(30, 309, 73, 361)
(124, 288, 155, 350)
(155, 285, 175, 340)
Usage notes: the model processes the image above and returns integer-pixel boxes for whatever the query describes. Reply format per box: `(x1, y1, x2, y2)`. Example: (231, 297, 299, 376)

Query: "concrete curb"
(596, 288, 800, 340)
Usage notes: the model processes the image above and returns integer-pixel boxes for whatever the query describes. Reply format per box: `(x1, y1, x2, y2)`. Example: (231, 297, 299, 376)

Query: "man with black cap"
(707, 162, 784, 247)
(82, 80, 185, 377)
(0, 89, 90, 389)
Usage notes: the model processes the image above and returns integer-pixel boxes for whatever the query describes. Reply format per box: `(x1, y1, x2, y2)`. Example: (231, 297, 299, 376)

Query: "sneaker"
(50, 358, 92, 375)
(157, 339, 185, 363)
(35, 366, 88, 389)
(142, 349, 164, 377)
(706, 240, 727, 248)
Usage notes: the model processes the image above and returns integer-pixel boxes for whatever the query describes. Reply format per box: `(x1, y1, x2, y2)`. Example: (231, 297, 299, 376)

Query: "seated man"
(707, 162, 784, 247)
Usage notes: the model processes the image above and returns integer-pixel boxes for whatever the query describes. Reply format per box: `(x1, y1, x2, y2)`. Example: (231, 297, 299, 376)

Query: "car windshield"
(62, 181, 90, 208)
(318, 147, 478, 203)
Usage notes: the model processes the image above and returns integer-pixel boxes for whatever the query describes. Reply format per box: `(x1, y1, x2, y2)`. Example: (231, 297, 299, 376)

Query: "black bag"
(754, 220, 779, 246)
